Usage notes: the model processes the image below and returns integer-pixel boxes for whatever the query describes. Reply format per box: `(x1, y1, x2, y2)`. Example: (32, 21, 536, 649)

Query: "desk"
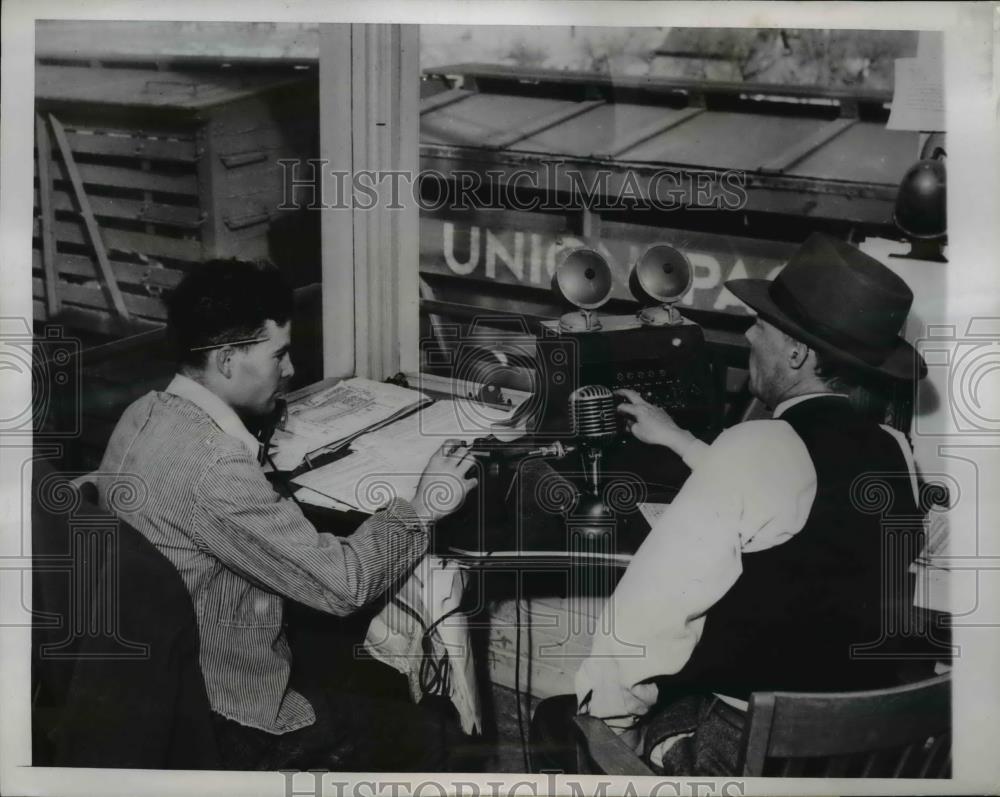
(284, 373, 693, 566)
(283, 374, 953, 706)
(432, 435, 686, 567)
(280, 373, 698, 709)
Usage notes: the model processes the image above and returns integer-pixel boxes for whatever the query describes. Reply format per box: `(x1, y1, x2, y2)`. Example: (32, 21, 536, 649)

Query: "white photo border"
(2, 2, 997, 795)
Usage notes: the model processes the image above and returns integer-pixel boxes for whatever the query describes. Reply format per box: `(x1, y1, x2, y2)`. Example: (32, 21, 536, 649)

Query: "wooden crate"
(33, 60, 319, 338)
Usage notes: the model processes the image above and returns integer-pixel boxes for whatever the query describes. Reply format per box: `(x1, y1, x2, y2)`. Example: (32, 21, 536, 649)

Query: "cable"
(525, 595, 534, 736)
(425, 605, 465, 638)
(265, 451, 310, 514)
(421, 605, 466, 698)
(514, 587, 529, 772)
(419, 637, 451, 698)
(389, 597, 468, 699)
(269, 440, 461, 694)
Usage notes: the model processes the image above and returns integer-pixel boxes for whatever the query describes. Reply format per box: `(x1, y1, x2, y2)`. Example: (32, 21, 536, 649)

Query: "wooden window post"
(318, 23, 419, 380)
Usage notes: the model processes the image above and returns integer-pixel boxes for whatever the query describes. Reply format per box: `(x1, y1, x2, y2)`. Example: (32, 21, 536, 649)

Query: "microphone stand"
(566, 384, 621, 538)
(573, 441, 616, 538)
(581, 445, 604, 496)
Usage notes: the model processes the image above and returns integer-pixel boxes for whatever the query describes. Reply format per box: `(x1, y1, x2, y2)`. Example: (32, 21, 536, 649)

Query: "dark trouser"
(211, 669, 465, 771)
(529, 692, 745, 776)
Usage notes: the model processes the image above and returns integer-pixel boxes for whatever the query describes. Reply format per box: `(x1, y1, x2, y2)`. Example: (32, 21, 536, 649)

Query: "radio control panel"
(540, 320, 720, 439)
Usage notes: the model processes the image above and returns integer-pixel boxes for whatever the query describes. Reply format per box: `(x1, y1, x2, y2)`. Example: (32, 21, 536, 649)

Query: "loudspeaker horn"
(552, 247, 614, 332)
(628, 243, 692, 326)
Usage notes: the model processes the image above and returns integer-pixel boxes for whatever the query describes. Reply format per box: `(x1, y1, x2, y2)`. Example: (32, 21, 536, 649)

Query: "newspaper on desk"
(269, 377, 430, 472)
(291, 397, 524, 511)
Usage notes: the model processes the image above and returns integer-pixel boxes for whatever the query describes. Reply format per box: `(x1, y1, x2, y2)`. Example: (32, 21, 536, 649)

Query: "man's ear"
(787, 341, 811, 371)
(214, 347, 235, 380)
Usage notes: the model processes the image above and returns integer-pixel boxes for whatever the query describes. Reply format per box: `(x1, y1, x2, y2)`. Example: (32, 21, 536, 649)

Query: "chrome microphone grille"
(569, 384, 617, 441)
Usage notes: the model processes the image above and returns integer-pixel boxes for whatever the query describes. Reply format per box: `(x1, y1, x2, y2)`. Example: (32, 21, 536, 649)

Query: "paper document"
(912, 565, 956, 615)
(292, 485, 355, 512)
(887, 57, 944, 132)
(294, 447, 425, 512)
(913, 511, 950, 568)
(292, 399, 521, 511)
(355, 397, 522, 452)
(270, 378, 429, 471)
(916, 30, 943, 65)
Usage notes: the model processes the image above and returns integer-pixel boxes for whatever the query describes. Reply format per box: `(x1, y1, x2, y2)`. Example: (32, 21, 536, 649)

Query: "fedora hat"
(726, 233, 927, 381)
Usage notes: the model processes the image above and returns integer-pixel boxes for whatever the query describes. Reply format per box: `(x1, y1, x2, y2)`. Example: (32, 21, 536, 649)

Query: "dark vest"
(665, 396, 923, 700)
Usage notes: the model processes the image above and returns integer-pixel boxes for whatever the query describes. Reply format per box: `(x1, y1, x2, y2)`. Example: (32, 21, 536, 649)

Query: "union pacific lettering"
(419, 219, 795, 316)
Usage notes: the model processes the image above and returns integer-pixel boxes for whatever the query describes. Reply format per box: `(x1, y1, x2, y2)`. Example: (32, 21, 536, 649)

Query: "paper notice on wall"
(888, 56, 944, 132)
(916, 30, 943, 65)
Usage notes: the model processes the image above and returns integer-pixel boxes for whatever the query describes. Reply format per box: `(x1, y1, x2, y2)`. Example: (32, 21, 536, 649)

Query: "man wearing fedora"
(530, 233, 929, 775)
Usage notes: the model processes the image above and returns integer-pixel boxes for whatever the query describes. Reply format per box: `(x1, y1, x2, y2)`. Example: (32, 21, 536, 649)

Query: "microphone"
(568, 385, 621, 507)
(569, 384, 618, 444)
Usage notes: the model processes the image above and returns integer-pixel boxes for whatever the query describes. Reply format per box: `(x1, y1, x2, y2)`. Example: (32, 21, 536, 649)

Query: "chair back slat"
(936, 747, 952, 778)
(860, 750, 880, 777)
(890, 742, 918, 777)
(738, 691, 774, 775)
(764, 675, 949, 757)
(917, 734, 951, 778)
(574, 676, 950, 778)
(824, 753, 856, 777)
(780, 757, 806, 776)
(743, 674, 950, 777)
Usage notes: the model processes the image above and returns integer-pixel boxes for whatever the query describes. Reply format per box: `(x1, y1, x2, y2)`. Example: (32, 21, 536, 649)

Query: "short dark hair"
(166, 259, 293, 368)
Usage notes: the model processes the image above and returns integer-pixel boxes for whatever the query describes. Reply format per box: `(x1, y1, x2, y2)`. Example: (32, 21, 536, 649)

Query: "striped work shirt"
(97, 375, 428, 733)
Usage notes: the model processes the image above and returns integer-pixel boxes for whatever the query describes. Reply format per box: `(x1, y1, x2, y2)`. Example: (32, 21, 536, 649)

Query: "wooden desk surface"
(283, 373, 677, 567)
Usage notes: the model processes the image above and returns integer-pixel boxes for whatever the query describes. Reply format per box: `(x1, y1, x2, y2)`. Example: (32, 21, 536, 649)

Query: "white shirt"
(575, 392, 921, 727)
(772, 391, 847, 418)
(165, 373, 261, 459)
(575, 398, 824, 725)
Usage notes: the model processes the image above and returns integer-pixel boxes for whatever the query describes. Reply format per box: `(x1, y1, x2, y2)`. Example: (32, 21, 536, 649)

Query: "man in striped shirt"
(97, 259, 477, 770)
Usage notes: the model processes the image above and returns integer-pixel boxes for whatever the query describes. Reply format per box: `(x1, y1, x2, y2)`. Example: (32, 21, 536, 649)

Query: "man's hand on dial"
(615, 388, 698, 459)
(410, 439, 478, 525)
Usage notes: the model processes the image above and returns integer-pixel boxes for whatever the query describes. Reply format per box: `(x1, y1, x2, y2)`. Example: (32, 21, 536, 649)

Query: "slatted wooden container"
(33, 60, 319, 339)
(33, 59, 320, 470)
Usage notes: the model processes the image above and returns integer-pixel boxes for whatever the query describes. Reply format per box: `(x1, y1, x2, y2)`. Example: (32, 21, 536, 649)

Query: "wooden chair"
(573, 715, 656, 776)
(32, 461, 220, 768)
(573, 674, 951, 778)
